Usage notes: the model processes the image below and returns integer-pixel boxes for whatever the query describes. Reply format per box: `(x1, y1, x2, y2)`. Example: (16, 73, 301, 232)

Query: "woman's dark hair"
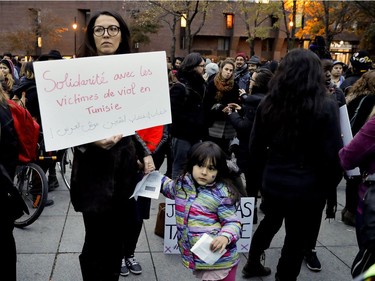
(183, 141, 240, 200)
(261, 48, 326, 145)
(252, 67, 273, 93)
(177, 52, 203, 77)
(77, 10, 131, 57)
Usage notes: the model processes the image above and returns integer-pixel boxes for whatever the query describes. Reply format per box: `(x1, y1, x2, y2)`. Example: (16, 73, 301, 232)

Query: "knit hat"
(205, 62, 219, 77)
(0, 58, 15, 77)
(235, 52, 247, 61)
(332, 60, 345, 67)
(350, 51, 372, 73)
(249, 55, 261, 65)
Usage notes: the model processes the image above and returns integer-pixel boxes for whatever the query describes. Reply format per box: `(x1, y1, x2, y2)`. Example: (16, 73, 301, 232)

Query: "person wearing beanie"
(248, 55, 261, 76)
(340, 51, 373, 96)
(234, 52, 250, 92)
(331, 61, 346, 88)
(203, 62, 219, 81)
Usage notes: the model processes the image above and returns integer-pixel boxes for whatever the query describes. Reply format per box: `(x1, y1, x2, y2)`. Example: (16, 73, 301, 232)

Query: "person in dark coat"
(223, 67, 274, 222)
(70, 10, 154, 281)
(241, 49, 343, 281)
(169, 52, 208, 179)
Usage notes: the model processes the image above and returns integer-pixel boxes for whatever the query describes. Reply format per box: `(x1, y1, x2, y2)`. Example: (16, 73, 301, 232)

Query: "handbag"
(0, 164, 29, 221)
(351, 176, 375, 278)
(154, 202, 165, 238)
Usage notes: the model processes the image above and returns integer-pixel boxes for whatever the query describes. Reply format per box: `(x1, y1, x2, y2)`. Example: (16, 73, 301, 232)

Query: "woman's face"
(250, 71, 257, 90)
(194, 59, 205, 75)
(221, 63, 234, 80)
(93, 15, 122, 56)
(0, 63, 10, 76)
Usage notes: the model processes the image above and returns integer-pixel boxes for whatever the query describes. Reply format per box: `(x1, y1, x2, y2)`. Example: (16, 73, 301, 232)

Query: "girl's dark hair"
(183, 141, 240, 200)
(77, 10, 131, 57)
(261, 48, 326, 146)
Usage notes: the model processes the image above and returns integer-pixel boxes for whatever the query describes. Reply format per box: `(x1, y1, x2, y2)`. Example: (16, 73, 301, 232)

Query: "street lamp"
(72, 17, 77, 58)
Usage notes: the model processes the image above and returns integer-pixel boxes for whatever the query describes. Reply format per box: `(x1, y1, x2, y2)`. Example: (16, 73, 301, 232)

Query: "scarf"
(213, 72, 234, 101)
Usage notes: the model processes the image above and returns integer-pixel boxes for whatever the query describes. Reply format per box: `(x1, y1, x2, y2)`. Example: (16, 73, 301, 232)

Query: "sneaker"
(125, 256, 142, 275)
(120, 258, 129, 276)
(305, 249, 322, 272)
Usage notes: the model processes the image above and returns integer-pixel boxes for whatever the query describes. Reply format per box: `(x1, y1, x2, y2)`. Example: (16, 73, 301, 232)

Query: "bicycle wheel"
(60, 147, 73, 190)
(14, 162, 48, 228)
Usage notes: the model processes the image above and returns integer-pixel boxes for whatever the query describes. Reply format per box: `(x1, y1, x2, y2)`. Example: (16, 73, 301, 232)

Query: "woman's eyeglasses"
(93, 25, 120, 37)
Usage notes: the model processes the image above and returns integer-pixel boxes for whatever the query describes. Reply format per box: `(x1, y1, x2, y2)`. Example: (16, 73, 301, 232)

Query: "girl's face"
(192, 159, 218, 186)
(93, 15, 122, 56)
(221, 63, 234, 80)
(0, 63, 10, 76)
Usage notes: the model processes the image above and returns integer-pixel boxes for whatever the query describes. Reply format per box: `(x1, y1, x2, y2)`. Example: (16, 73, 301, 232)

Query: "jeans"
(171, 138, 200, 179)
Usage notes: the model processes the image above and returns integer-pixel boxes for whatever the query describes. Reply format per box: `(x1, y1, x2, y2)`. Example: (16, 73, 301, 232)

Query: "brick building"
(0, 1, 357, 63)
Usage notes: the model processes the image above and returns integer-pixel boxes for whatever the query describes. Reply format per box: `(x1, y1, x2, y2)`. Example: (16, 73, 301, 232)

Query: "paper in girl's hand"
(130, 171, 163, 200)
(191, 233, 225, 265)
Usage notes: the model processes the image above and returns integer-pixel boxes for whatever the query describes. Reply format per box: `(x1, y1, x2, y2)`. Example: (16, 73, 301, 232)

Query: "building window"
(224, 13, 234, 29)
(218, 38, 230, 51)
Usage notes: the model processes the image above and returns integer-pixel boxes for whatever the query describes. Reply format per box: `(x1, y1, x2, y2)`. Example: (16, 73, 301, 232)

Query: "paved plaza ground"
(14, 161, 357, 281)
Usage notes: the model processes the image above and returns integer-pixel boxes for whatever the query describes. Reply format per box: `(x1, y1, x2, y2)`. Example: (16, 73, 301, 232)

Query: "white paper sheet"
(190, 233, 225, 265)
(130, 171, 162, 200)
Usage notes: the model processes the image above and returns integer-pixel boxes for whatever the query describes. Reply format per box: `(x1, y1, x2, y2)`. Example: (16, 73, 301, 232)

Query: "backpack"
(7, 99, 40, 163)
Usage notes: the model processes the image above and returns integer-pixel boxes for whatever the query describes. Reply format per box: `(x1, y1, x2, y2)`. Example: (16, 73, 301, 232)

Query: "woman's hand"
(210, 235, 229, 254)
(143, 155, 156, 174)
(239, 89, 247, 96)
(227, 103, 241, 111)
(94, 135, 123, 150)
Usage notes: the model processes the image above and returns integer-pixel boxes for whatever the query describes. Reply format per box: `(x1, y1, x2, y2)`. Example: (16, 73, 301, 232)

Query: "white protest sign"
(33, 51, 171, 151)
(163, 197, 254, 254)
(339, 105, 360, 177)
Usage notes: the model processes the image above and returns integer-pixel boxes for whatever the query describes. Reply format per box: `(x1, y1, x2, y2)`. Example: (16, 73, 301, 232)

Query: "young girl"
(161, 141, 241, 281)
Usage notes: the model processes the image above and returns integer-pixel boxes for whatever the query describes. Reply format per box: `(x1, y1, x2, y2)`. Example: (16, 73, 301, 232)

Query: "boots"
(242, 251, 271, 278)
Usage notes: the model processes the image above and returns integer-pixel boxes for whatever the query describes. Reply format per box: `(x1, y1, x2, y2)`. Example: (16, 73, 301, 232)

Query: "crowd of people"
(1, 9, 375, 281)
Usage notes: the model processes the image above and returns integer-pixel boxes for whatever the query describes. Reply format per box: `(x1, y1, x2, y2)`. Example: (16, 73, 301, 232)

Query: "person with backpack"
(13, 61, 55, 206)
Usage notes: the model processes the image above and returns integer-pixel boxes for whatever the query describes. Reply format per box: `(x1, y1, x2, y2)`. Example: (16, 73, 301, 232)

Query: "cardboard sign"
(33, 51, 171, 151)
(164, 197, 254, 254)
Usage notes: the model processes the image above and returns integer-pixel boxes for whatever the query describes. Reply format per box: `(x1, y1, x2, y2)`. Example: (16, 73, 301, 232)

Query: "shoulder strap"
(350, 96, 367, 127)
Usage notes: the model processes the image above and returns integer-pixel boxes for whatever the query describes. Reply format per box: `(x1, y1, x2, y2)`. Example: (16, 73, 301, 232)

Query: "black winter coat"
(70, 136, 146, 214)
(169, 73, 208, 143)
(249, 96, 343, 201)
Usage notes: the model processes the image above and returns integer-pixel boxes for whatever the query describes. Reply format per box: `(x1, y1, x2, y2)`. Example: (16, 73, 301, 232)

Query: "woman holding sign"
(70, 10, 155, 281)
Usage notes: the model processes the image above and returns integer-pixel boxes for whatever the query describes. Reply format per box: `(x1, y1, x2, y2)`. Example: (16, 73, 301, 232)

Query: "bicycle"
(59, 147, 74, 190)
(13, 161, 48, 228)
(13, 134, 58, 228)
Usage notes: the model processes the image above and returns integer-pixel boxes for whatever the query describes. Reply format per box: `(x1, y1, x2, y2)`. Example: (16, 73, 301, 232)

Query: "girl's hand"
(94, 135, 123, 150)
(210, 236, 229, 254)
